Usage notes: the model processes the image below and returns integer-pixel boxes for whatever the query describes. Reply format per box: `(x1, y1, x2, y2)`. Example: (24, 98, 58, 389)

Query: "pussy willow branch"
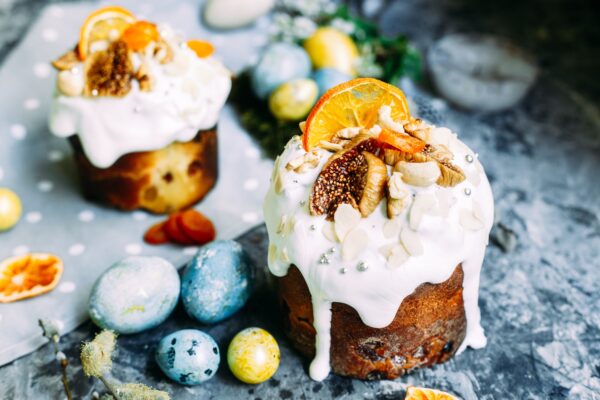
(38, 319, 72, 400)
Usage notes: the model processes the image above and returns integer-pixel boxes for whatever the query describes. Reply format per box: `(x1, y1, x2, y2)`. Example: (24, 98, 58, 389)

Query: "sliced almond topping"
(274, 170, 284, 194)
(383, 219, 402, 238)
(387, 172, 412, 218)
(388, 245, 410, 268)
(464, 165, 482, 186)
(268, 243, 277, 265)
(336, 127, 361, 140)
(342, 227, 369, 261)
(459, 206, 485, 231)
(409, 192, 437, 230)
(280, 247, 290, 263)
(400, 228, 424, 256)
(435, 190, 454, 218)
(319, 140, 344, 152)
(379, 243, 395, 257)
(395, 161, 441, 187)
(286, 151, 321, 173)
(286, 156, 305, 170)
(378, 105, 407, 133)
(276, 215, 295, 236)
(334, 203, 361, 242)
(322, 221, 337, 243)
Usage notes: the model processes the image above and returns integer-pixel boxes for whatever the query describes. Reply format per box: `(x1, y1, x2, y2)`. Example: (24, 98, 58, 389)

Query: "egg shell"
(227, 327, 280, 384)
(269, 78, 318, 121)
(181, 240, 253, 324)
(0, 188, 22, 231)
(311, 68, 352, 96)
(156, 329, 220, 385)
(304, 27, 359, 76)
(88, 256, 180, 334)
(251, 43, 311, 99)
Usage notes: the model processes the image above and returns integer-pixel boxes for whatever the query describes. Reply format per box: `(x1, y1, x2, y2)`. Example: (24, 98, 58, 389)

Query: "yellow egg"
(227, 327, 280, 384)
(269, 79, 318, 121)
(304, 27, 359, 76)
(0, 188, 22, 231)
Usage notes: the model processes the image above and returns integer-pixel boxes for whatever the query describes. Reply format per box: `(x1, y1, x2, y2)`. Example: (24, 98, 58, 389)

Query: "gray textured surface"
(1, 0, 600, 399)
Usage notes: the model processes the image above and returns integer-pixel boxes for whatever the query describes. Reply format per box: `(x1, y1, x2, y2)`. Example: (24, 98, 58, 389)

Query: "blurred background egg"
(250, 42, 311, 99)
(88, 256, 180, 334)
(303, 27, 358, 76)
(181, 240, 253, 324)
(0, 188, 22, 231)
(227, 327, 280, 384)
(156, 329, 220, 385)
(311, 68, 352, 96)
(269, 78, 318, 121)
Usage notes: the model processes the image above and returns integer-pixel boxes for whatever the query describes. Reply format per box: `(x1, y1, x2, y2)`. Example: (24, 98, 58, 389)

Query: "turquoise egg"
(156, 329, 220, 385)
(88, 256, 180, 334)
(311, 68, 352, 96)
(181, 240, 253, 324)
(269, 78, 318, 121)
(251, 42, 311, 99)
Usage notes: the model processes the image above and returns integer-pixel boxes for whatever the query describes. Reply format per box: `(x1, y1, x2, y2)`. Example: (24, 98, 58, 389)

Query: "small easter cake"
(48, 7, 231, 213)
(264, 78, 494, 381)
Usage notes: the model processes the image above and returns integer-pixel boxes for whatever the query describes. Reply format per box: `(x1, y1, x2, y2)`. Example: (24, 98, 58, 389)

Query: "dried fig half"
(309, 136, 386, 219)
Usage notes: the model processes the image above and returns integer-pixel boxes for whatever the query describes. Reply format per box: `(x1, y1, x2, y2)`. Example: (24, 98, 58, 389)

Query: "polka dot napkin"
(0, 1, 273, 366)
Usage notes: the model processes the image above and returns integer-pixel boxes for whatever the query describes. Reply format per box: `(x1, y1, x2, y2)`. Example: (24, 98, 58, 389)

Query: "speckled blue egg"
(156, 329, 220, 385)
(251, 42, 311, 99)
(181, 240, 253, 324)
(311, 68, 352, 96)
(88, 256, 180, 334)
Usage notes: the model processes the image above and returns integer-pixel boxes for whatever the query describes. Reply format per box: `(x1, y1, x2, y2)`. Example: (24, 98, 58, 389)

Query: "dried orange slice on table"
(302, 77, 412, 151)
(78, 6, 137, 59)
(405, 386, 458, 400)
(0, 253, 63, 303)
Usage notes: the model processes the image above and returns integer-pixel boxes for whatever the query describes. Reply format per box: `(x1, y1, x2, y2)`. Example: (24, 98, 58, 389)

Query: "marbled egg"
(181, 240, 253, 324)
(311, 68, 352, 96)
(156, 329, 220, 385)
(269, 78, 318, 121)
(227, 327, 280, 384)
(251, 43, 311, 99)
(88, 256, 180, 334)
(304, 27, 359, 76)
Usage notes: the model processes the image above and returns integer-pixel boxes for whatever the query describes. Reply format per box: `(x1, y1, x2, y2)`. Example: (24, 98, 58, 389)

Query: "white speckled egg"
(88, 256, 180, 334)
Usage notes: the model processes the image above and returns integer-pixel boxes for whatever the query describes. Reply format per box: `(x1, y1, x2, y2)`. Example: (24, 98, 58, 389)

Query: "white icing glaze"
(264, 126, 494, 381)
(48, 25, 231, 168)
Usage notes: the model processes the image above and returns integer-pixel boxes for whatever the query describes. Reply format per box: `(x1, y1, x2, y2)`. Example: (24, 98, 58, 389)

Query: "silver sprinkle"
(296, 144, 302, 150)
(464, 188, 472, 196)
(340, 267, 347, 274)
(319, 254, 330, 264)
(328, 247, 336, 254)
(134, 105, 143, 113)
(310, 224, 316, 231)
(299, 200, 306, 206)
(91, 89, 99, 96)
(293, 179, 298, 184)
(357, 261, 369, 271)
(465, 154, 474, 163)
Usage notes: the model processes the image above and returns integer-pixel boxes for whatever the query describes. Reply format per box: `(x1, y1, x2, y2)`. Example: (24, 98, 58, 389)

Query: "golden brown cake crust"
(69, 128, 218, 214)
(277, 264, 467, 380)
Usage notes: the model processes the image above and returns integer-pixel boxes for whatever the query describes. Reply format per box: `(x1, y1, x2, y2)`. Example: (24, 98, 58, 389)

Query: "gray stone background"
(1, 0, 599, 399)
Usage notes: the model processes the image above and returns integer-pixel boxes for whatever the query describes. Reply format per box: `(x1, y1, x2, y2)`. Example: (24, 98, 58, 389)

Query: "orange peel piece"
(187, 40, 215, 58)
(0, 253, 63, 303)
(405, 386, 458, 400)
(122, 21, 159, 51)
(378, 127, 425, 154)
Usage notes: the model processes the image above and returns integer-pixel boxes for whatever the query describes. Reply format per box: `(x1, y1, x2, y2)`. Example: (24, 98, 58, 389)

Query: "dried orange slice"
(405, 386, 458, 400)
(378, 127, 425, 154)
(122, 21, 159, 51)
(187, 40, 215, 58)
(0, 253, 63, 303)
(302, 78, 410, 151)
(78, 6, 136, 60)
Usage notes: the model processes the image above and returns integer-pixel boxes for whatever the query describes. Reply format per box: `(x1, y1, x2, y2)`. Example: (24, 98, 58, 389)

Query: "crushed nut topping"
(85, 40, 134, 97)
(286, 151, 321, 173)
(135, 61, 153, 92)
(152, 39, 174, 64)
(52, 50, 80, 71)
(387, 172, 411, 219)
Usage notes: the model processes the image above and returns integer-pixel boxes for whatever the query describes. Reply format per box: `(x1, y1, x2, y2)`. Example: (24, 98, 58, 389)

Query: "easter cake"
(264, 78, 494, 380)
(48, 7, 231, 214)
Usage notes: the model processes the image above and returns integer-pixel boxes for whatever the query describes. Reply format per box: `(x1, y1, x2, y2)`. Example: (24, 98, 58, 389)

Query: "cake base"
(69, 128, 218, 214)
(277, 264, 467, 380)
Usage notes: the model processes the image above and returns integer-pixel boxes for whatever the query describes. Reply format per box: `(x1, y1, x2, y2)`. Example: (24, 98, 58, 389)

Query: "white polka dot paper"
(0, 0, 273, 366)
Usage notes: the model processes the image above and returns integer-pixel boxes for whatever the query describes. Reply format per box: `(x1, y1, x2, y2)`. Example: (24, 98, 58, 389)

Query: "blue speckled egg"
(181, 240, 253, 324)
(88, 256, 180, 334)
(251, 42, 311, 99)
(311, 68, 352, 96)
(156, 329, 220, 385)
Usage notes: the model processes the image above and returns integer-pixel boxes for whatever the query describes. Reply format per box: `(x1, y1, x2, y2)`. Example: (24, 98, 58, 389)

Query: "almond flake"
(388, 245, 410, 268)
(322, 222, 337, 243)
(435, 190, 454, 218)
(379, 243, 396, 257)
(336, 127, 361, 139)
(395, 161, 441, 187)
(342, 227, 369, 261)
(409, 192, 437, 230)
(464, 165, 482, 186)
(383, 219, 402, 238)
(319, 140, 344, 152)
(268, 244, 277, 265)
(280, 247, 290, 263)
(387, 172, 412, 219)
(334, 203, 362, 242)
(378, 105, 406, 133)
(400, 228, 424, 256)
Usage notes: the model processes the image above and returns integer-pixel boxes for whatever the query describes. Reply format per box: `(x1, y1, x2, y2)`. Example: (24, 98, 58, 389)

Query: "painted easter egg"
(227, 327, 280, 384)
(304, 27, 359, 76)
(88, 256, 180, 334)
(251, 42, 311, 99)
(0, 188, 22, 231)
(269, 78, 318, 121)
(311, 68, 352, 96)
(156, 329, 220, 385)
(181, 240, 253, 324)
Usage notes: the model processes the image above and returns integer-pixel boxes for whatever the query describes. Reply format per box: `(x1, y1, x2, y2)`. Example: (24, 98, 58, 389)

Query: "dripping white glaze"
(264, 127, 494, 381)
(48, 25, 231, 169)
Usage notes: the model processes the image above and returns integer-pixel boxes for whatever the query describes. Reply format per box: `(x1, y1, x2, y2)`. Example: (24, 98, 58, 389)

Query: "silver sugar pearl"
(464, 188, 472, 196)
(299, 200, 306, 206)
(328, 247, 336, 254)
(310, 224, 316, 231)
(357, 261, 369, 272)
(134, 105, 143, 113)
(319, 254, 330, 264)
(340, 267, 347, 274)
(465, 154, 474, 163)
(293, 180, 298, 184)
